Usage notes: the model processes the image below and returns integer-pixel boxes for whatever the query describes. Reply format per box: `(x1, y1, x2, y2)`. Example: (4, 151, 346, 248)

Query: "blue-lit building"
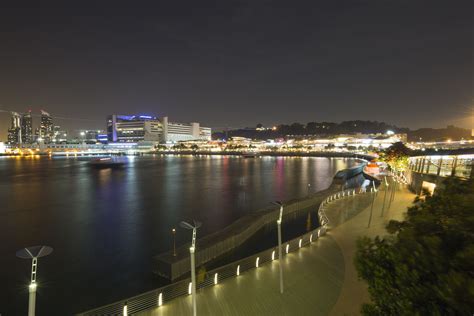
(107, 114, 211, 143)
(107, 115, 162, 143)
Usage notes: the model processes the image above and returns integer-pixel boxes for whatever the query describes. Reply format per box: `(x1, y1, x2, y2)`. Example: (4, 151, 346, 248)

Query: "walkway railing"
(317, 186, 375, 229)
(78, 186, 372, 316)
(408, 155, 474, 179)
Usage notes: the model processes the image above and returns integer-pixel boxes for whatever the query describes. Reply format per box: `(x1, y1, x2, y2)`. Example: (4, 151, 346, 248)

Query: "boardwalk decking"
(138, 180, 415, 316)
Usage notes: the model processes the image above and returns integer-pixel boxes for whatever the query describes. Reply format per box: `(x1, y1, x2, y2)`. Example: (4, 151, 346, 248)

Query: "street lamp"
(180, 220, 202, 316)
(380, 176, 389, 217)
(271, 201, 284, 294)
(172, 228, 177, 257)
(367, 181, 377, 228)
(16, 245, 53, 316)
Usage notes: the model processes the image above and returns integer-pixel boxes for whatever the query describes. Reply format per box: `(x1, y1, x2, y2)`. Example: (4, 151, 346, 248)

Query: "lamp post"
(180, 220, 202, 316)
(272, 201, 284, 294)
(367, 181, 377, 228)
(381, 176, 389, 217)
(16, 245, 53, 316)
(172, 228, 177, 257)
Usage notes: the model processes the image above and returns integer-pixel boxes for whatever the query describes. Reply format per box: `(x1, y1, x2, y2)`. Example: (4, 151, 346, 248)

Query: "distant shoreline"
(154, 150, 375, 161)
(1, 150, 375, 161)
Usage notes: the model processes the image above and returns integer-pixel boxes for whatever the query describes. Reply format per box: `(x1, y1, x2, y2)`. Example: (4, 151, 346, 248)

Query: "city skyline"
(1, 105, 473, 142)
(1, 2, 473, 314)
(0, 1, 472, 139)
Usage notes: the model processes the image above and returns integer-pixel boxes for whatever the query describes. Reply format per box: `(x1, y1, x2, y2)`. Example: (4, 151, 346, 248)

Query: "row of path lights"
(98, 188, 349, 315)
(16, 188, 353, 316)
(169, 186, 378, 316)
(113, 190, 348, 316)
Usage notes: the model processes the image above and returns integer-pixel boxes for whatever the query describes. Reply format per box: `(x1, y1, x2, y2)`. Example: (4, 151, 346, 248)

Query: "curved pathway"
(137, 180, 415, 316)
(138, 235, 344, 316)
(327, 182, 415, 315)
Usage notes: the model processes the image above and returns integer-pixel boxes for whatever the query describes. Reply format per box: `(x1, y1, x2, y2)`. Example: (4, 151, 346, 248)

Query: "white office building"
(107, 114, 211, 143)
(162, 117, 212, 142)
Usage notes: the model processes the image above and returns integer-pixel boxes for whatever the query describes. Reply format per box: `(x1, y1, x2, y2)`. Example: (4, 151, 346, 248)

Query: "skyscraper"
(7, 112, 22, 145)
(52, 125, 68, 143)
(21, 111, 33, 144)
(40, 110, 53, 143)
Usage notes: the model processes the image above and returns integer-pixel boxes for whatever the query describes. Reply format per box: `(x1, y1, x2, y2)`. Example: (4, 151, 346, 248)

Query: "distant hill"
(212, 121, 472, 142)
(408, 125, 471, 142)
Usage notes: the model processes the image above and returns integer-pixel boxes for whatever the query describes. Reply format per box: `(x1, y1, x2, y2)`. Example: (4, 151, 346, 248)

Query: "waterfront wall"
(153, 161, 369, 281)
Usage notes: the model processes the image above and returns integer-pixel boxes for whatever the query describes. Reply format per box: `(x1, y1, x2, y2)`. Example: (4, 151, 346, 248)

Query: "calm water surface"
(0, 155, 356, 315)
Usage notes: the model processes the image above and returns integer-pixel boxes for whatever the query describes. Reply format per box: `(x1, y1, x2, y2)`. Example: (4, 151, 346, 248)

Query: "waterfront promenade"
(137, 180, 416, 316)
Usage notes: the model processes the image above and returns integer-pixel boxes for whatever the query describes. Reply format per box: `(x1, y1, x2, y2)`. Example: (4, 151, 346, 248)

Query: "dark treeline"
(213, 121, 471, 142)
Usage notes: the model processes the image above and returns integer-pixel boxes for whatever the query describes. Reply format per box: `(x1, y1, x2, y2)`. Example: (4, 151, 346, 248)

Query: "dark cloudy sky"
(0, 1, 472, 139)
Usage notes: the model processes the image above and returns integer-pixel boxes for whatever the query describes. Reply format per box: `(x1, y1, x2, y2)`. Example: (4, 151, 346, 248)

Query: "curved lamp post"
(16, 245, 53, 316)
(272, 201, 284, 294)
(180, 220, 202, 316)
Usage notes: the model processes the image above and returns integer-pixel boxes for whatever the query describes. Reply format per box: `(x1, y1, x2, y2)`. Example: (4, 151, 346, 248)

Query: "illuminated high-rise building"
(7, 112, 22, 145)
(40, 110, 54, 143)
(21, 111, 33, 144)
(52, 125, 68, 143)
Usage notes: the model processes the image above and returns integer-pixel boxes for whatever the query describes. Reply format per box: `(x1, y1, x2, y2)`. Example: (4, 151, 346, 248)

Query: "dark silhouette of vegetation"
(212, 121, 471, 142)
(408, 125, 471, 142)
(355, 177, 474, 315)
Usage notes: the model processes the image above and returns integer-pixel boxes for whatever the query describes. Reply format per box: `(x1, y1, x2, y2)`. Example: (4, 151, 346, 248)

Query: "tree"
(355, 177, 474, 315)
(378, 142, 411, 171)
(155, 144, 167, 151)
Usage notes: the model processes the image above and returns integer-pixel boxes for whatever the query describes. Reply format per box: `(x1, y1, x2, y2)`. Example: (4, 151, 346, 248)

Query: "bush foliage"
(355, 177, 474, 315)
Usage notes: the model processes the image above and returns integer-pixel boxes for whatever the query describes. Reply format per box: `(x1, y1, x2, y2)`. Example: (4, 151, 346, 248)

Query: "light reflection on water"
(0, 155, 357, 315)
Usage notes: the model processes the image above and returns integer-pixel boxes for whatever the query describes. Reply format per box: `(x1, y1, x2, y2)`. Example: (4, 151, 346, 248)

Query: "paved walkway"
(138, 181, 416, 316)
(328, 183, 415, 316)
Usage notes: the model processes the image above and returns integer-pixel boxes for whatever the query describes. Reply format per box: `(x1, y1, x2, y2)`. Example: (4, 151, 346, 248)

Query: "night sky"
(0, 1, 472, 139)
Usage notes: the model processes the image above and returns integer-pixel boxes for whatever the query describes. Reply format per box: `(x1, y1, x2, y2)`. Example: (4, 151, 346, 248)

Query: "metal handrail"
(78, 186, 370, 316)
